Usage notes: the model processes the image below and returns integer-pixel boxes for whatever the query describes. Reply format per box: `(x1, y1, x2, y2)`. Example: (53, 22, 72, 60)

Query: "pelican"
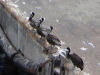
(36, 18, 53, 38)
(46, 28, 61, 47)
(66, 47, 84, 70)
(29, 12, 37, 28)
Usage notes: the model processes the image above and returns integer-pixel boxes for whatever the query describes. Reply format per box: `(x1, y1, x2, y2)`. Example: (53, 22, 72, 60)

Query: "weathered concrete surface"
(0, 27, 51, 75)
(0, 4, 46, 64)
(0, 4, 52, 75)
(0, 0, 100, 75)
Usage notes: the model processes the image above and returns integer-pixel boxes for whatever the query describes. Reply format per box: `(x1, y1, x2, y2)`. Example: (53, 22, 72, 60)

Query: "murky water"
(1, 0, 100, 75)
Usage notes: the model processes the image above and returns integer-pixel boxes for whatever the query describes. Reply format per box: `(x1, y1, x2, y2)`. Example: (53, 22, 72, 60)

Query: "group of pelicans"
(28, 12, 84, 72)
(29, 12, 61, 47)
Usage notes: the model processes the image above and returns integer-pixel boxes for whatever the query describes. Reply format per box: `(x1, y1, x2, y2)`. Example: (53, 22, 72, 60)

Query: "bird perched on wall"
(36, 18, 44, 28)
(28, 12, 38, 28)
(36, 18, 53, 38)
(45, 28, 61, 47)
(66, 47, 84, 71)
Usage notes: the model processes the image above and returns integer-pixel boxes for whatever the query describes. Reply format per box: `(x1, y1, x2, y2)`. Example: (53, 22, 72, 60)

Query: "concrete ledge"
(0, 1, 47, 63)
(0, 27, 52, 75)
(0, 2, 53, 75)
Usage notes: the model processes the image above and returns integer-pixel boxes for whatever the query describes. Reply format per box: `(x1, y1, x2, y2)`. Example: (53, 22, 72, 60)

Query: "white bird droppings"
(52, 46, 68, 58)
(83, 41, 95, 48)
(35, 7, 42, 10)
(3, 0, 5, 1)
(56, 19, 59, 23)
(83, 72, 91, 75)
(88, 42, 95, 48)
(60, 41, 66, 45)
(82, 57, 85, 59)
(83, 41, 86, 44)
(98, 63, 100, 66)
(26, 17, 29, 20)
(15, 0, 19, 3)
(54, 68, 60, 73)
(49, 0, 52, 2)
(9, 3, 19, 8)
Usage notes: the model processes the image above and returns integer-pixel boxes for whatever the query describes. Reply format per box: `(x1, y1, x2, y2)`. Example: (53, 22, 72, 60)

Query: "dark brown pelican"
(36, 18, 53, 38)
(28, 12, 37, 28)
(66, 47, 84, 70)
(46, 28, 61, 47)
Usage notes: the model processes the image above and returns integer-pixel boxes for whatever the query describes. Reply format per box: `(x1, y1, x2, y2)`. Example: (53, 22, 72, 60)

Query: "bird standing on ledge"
(28, 12, 38, 28)
(36, 18, 53, 38)
(66, 47, 84, 71)
(46, 27, 61, 47)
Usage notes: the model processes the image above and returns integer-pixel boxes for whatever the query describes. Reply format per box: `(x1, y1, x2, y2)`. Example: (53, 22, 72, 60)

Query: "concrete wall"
(0, 4, 46, 63)
(0, 4, 75, 75)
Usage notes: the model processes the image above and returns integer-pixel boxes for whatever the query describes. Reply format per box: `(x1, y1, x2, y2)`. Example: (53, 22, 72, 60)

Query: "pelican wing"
(70, 53, 84, 70)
